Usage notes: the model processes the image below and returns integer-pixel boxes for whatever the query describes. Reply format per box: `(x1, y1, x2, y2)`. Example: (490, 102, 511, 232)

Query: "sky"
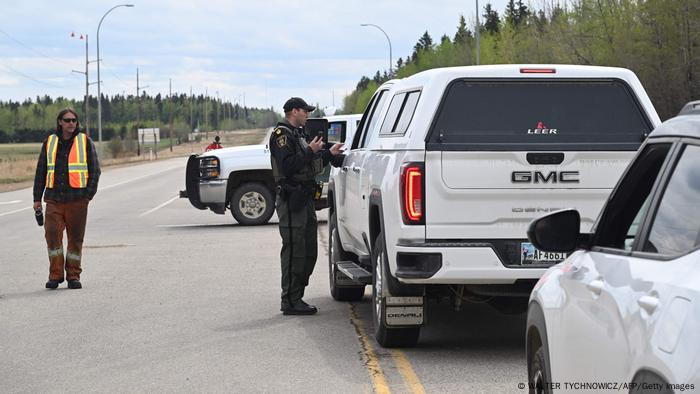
(0, 0, 516, 114)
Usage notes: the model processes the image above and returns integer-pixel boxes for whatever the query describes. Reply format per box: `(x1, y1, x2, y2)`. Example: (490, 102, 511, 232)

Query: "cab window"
(351, 89, 388, 150)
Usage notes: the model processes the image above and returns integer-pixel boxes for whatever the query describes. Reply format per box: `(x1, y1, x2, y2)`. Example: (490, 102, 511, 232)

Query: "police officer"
(270, 97, 344, 315)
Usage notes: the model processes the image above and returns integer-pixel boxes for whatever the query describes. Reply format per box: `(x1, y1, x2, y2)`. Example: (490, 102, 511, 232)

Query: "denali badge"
(511, 171, 580, 183)
(527, 121, 558, 134)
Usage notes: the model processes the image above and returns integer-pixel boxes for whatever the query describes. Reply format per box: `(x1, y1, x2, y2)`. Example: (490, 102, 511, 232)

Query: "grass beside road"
(0, 128, 268, 193)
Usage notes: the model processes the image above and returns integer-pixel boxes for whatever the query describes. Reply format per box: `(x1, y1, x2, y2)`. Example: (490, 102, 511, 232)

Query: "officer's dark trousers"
(276, 194, 317, 303)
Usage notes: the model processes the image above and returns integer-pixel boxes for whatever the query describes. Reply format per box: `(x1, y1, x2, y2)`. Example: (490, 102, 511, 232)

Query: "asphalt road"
(0, 157, 527, 393)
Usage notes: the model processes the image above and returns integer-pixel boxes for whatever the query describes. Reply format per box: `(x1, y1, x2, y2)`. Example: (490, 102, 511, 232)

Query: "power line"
(0, 28, 74, 67)
(100, 60, 134, 92)
(0, 64, 66, 88)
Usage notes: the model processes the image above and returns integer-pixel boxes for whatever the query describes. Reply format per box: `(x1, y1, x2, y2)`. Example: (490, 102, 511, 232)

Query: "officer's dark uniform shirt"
(269, 118, 343, 185)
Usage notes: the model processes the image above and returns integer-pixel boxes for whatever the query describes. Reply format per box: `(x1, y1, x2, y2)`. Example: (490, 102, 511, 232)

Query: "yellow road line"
(390, 349, 426, 394)
(349, 304, 391, 394)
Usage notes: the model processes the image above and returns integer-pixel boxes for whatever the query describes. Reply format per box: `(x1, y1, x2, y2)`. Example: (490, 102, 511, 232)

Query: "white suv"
(526, 110, 700, 392)
(327, 65, 661, 347)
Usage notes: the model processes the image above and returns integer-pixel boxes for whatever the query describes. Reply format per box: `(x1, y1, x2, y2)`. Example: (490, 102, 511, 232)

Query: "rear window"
(427, 79, 652, 151)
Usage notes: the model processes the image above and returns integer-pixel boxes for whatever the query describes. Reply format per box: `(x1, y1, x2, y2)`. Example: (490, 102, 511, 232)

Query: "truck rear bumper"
(393, 244, 548, 285)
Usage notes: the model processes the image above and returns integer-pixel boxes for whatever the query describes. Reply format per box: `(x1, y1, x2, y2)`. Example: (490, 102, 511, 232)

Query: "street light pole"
(97, 3, 134, 154)
(475, 0, 481, 65)
(361, 23, 393, 76)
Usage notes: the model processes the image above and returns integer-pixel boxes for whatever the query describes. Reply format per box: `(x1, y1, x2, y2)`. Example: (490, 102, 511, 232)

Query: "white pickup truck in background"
(181, 114, 361, 225)
(327, 65, 661, 347)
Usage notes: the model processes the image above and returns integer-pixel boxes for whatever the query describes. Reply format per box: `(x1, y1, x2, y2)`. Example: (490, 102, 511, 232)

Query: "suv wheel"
(328, 212, 364, 301)
(372, 232, 420, 348)
(528, 344, 552, 394)
(230, 182, 275, 225)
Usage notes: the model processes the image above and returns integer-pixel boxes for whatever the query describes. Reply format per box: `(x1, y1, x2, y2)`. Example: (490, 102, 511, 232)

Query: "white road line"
(0, 200, 22, 205)
(0, 165, 183, 218)
(139, 195, 179, 217)
(101, 165, 182, 190)
(0, 206, 31, 217)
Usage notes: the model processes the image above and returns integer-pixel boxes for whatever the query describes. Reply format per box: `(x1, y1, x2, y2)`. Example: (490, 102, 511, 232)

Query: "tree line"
(342, 0, 699, 121)
(0, 93, 280, 143)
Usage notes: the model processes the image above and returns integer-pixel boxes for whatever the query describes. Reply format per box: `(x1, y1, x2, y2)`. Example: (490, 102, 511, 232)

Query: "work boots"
(281, 299, 318, 315)
(45, 279, 64, 289)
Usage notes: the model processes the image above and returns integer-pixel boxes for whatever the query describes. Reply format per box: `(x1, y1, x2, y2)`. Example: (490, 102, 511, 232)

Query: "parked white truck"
(182, 114, 361, 225)
(327, 65, 661, 347)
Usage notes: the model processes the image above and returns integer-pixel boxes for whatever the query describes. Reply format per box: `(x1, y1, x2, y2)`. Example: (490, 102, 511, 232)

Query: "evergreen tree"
(483, 3, 500, 34)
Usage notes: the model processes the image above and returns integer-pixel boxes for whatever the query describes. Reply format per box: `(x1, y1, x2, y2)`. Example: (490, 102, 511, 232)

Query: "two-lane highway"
(0, 157, 527, 393)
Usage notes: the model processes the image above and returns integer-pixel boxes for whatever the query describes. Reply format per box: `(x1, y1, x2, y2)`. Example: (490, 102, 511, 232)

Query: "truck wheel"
(230, 182, 275, 225)
(328, 212, 365, 301)
(372, 232, 420, 348)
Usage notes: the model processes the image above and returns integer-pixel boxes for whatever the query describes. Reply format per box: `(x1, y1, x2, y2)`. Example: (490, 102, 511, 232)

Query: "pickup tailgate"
(425, 150, 634, 239)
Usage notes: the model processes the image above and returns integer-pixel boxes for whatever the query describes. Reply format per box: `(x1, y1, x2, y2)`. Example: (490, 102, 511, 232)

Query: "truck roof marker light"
(520, 68, 556, 74)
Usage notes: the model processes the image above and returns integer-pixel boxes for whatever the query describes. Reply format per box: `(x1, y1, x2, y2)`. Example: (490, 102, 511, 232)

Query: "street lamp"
(361, 23, 393, 76)
(96, 3, 134, 153)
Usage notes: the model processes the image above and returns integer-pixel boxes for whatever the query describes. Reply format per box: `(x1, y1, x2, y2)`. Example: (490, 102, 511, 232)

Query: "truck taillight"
(401, 163, 424, 225)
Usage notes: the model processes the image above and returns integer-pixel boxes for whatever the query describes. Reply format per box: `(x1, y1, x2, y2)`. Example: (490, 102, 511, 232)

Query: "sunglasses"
(61, 118, 78, 123)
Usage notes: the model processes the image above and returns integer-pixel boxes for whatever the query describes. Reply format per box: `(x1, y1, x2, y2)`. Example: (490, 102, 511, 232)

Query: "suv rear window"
(427, 79, 652, 151)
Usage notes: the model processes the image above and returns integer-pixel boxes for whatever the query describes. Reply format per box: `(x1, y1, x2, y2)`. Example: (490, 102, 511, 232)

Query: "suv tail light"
(401, 163, 424, 225)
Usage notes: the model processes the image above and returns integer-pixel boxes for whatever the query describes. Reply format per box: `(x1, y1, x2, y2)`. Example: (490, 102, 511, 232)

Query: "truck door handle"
(586, 279, 604, 296)
(637, 295, 659, 314)
(352, 166, 361, 173)
(341, 166, 349, 172)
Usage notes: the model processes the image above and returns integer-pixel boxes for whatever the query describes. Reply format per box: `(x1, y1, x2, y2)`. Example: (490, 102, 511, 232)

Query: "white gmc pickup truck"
(327, 65, 661, 347)
(182, 114, 361, 225)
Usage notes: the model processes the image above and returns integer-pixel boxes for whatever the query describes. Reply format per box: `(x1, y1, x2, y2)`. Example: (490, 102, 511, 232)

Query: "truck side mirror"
(527, 209, 582, 253)
(305, 118, 329, 143)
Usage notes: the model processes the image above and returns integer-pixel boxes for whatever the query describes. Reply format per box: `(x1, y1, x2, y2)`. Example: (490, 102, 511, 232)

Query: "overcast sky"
(1, 0, 518, 113)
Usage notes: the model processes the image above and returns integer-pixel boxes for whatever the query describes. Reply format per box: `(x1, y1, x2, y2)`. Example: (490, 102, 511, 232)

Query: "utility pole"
(71, 32, 95, 137)
(204, 87, 208, 139)
(189, 86, 193, 133)
(136, 67, 149, 156)
(169, 78, 173, 152)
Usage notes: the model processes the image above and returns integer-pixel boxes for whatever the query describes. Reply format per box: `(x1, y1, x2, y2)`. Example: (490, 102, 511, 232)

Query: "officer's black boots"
(281, 299, 318, 315)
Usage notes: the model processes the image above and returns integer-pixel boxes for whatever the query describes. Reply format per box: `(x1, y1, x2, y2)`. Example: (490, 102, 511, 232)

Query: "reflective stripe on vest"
(45, 134, 58, 188)
(45, 133, 89, 189)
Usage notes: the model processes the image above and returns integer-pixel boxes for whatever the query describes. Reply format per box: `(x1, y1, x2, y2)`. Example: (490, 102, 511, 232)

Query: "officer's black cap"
(283, 97, 316, 113)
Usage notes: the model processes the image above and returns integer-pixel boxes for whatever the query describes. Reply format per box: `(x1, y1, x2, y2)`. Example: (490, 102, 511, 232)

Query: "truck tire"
(230, 182, 275, 225)
(372, 232, 420, 348)
(328, 212, 365, 301)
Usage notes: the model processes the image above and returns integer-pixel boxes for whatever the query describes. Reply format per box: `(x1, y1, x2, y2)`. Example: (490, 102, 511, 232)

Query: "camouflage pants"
(44, 199, 89, 281)
(276, 194, 317, 303)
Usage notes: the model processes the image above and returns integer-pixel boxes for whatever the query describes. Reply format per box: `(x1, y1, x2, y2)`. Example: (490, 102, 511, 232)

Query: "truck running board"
(335, 261, 372, 285)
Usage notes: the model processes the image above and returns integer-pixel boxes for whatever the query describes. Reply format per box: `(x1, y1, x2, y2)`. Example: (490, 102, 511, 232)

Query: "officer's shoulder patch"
(275, 128, 282, 135)
(275, 135, 287, 148)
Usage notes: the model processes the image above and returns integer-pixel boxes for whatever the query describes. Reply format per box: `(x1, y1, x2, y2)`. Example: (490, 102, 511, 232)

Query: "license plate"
(520, 242, 567, 265)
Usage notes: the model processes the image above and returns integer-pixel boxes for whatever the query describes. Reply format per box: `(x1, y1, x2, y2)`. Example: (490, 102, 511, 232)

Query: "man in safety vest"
(33, 108, 100, 290)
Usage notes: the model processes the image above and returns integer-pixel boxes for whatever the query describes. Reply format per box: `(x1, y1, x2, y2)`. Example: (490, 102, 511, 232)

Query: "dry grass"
(0, 128, 268, 193)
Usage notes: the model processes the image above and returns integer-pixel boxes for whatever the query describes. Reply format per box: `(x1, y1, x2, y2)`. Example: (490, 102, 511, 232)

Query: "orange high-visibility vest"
(45, 133, 89, 188)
